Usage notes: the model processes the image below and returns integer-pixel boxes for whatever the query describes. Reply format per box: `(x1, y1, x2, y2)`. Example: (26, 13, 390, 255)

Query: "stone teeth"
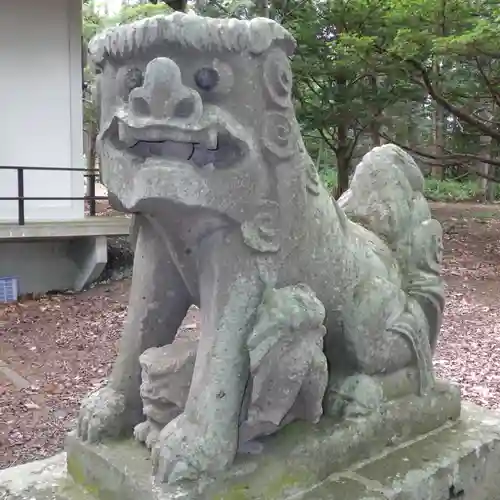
(117, 122, 138, 147)
(206, 129, 218, 150)
(202, 162, 215, 171)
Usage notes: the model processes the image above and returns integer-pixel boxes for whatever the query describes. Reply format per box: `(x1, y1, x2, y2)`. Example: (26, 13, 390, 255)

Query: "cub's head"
(89, 12, 299, 225)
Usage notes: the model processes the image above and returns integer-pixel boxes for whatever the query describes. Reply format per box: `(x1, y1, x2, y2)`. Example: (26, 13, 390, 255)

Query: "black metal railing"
(0, 165, 108, 225)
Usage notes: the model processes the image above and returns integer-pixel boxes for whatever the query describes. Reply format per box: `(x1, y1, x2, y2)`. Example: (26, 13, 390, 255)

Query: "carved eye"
(193, 61, 234, 95)
(194, 67, 220, 92)
(117, 67, 144, 101)
(124, 67, 144, 93)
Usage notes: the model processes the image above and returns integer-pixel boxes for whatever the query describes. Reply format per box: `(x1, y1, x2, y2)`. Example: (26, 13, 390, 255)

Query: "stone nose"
(129, 57, 202, 122)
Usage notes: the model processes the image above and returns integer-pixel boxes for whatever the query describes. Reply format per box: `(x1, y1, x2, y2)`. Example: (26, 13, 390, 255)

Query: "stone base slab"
(64, 382, 476, 500)
(0, 453, 92, 500)
(4, 403, 500, 499)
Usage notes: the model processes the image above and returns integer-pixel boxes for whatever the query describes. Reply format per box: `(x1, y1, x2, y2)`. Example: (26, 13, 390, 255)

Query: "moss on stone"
(213, 484, 251, 500)
(212, 465, 316, 500)
(67, 454, 101, 499)
(264, 471, 313, 499)
(58, 477, 98, 500)
(64, 384, 462, 500)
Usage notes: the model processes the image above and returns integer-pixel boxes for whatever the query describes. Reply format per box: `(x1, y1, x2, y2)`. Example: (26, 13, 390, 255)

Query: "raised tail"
(339, 144, 444, 394)
(338, 144, 426, 251)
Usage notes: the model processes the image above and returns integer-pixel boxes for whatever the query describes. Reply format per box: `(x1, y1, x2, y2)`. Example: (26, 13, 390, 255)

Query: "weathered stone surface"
(348, 403, 500, 500)
(0, 453, 92, 500)
(75, 11, 446, 483)
(134, 285, 328, 450)
(134, 337, 196, 449)
(242, 284, 327, 443)
(65, 382, 468, 500)
(4, 402, 500, 500)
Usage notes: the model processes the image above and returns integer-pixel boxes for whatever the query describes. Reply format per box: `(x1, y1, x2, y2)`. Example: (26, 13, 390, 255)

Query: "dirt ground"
(1, 202, 500, 469)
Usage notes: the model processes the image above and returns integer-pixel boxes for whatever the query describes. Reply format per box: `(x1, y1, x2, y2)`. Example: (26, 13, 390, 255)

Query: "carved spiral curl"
(263, 49, 293, 108)
(261, 111, 295, 159)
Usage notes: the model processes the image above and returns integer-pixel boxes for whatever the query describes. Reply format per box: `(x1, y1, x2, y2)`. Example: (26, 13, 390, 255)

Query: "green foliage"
(280, 0, 500, 194)
(107, 3, 173, 25)
(319, 168, 338, 193)
(284, 1, 389, 134)
(381, 0, 500, 143)
(82, 1, 104, 43)
(423, 178, 500, 202)
(423, 178, 483, 202)
(321, 169, 500, 202)
(81, 0, 500, 200)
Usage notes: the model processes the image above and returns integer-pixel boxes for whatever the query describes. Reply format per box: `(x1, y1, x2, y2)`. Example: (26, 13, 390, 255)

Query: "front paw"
(76, 386, 127, 444)
(134, 420, 162, 450)
(325, 374, 383, 418)
(151, 414, 236, 484)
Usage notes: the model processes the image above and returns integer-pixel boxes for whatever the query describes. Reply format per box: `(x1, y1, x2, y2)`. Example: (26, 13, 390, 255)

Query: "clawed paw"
(151, 414, 235, 484)
(76, 386, 127, 444)
(134, 420, 161, 449)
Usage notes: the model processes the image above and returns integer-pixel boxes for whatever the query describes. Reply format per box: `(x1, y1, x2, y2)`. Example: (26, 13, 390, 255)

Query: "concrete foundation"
(1, 403, 500, 500)
(0, 217, 131, 296)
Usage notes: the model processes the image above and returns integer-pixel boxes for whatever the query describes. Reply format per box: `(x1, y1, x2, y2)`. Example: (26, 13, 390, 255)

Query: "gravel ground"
(1, 202, 500, 469)
(432, 203, 500, 408)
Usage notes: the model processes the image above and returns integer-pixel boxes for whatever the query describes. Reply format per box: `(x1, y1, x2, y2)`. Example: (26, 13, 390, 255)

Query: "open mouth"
(110, 119, 247, 171)
(127, 133, 244, 170)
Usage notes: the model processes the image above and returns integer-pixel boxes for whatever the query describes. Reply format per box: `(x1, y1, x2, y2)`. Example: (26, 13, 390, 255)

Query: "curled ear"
(241, 200, 280, 253)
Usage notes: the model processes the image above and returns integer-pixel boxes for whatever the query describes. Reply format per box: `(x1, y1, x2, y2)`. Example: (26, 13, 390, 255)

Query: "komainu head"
(89, 12, 302, 222)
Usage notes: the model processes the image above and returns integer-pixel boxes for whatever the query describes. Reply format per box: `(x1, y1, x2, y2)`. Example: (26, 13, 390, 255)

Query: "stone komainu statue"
(76, 12, 444, 484)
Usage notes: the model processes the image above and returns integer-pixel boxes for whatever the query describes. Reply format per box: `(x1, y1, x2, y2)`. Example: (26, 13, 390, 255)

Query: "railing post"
(17, 167, 25, 225)
(89, 170, 96, 216)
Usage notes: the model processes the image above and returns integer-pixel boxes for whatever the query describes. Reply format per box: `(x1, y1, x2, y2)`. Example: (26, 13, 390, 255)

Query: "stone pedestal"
(54, 384, 493, 500)
(3, 399, 500, 499)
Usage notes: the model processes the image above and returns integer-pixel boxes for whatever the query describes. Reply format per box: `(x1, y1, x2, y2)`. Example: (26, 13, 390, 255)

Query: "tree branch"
(318, 128, 337, 153)
(474, 57, 500, 108)
(407, 58, 500, 142)
(374, 42, 500, 142)
(380, 133, 500, 182)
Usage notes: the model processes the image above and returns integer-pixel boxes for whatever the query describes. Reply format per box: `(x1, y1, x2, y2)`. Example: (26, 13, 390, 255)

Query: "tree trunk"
(336, 151, 350, 199)
(478, 134, 493, 202)
(150, 0, 187, 12)
(431, 0, 446, 179)
(368, 75, 382, 148)
(369, 120, 381, 149)
(432, 101, 445, 179)
(333, 71, 351, 198)
(478, 106, 495, 203)
(407, 102, 419, 150)
(335, 124, 350, 198)
(254, 0, 269, 17)
(489, 119, 500, 203)
(486, 166, 496, 202)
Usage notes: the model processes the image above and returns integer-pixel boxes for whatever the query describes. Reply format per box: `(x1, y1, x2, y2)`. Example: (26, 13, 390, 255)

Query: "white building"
(0, 0, 129, 297)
